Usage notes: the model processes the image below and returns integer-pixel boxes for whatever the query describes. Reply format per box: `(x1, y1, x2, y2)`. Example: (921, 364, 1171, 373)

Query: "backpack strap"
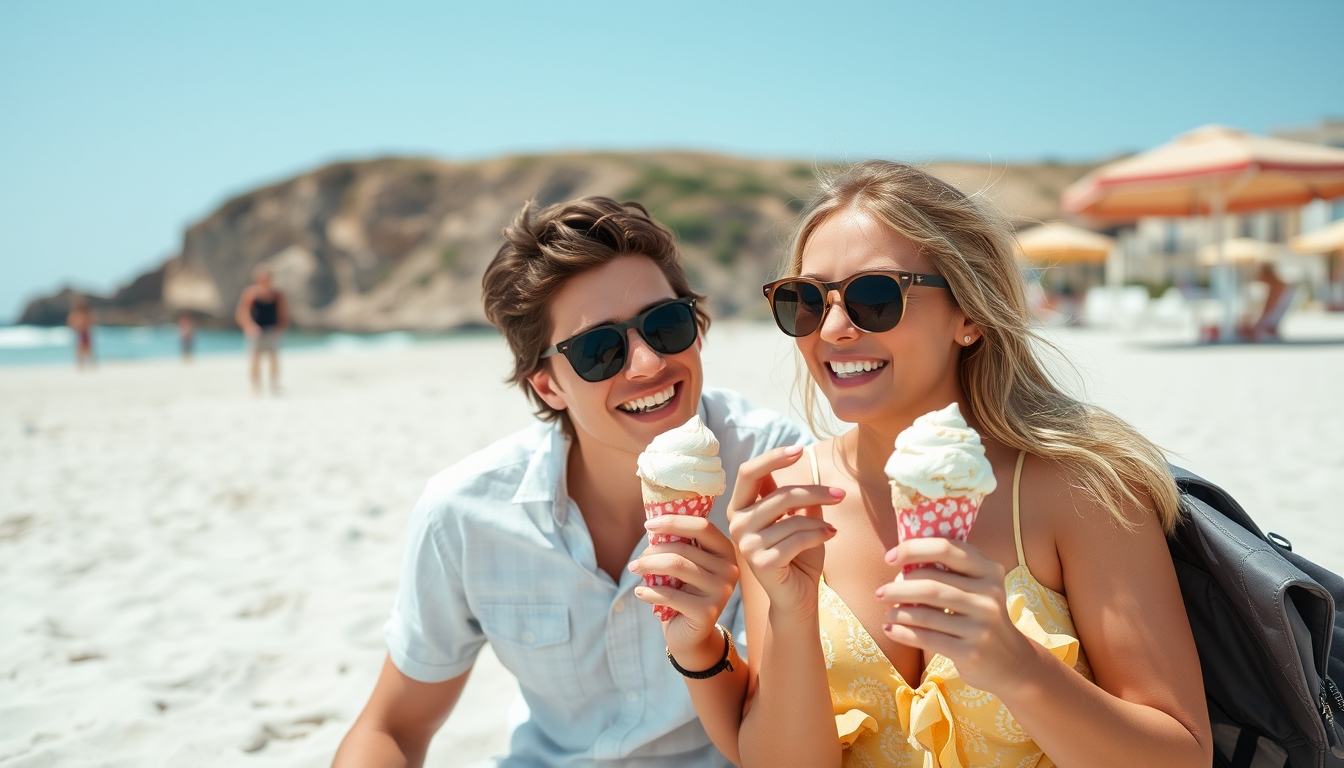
(1229, 728, 1260, 768)
(1013, 451, 1027, 568)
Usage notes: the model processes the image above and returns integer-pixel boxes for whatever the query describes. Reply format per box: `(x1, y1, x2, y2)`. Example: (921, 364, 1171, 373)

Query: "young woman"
(640, 161, 1213, 768)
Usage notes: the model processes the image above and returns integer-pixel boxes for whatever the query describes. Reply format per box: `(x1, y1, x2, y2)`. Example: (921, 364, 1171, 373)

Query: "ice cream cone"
(885, 403, 997, 574)
(642, 482, 718, 621)
(635, 415, 727, 622)
(892, 486, 982, 573)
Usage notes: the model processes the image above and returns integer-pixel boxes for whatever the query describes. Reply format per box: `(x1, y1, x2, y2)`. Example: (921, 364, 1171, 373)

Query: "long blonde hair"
(786, 161, 1181, 532)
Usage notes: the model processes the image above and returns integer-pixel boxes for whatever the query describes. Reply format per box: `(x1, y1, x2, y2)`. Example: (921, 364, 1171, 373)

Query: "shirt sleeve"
(742, 396, 814, 452)
(383, 478, 486, 683)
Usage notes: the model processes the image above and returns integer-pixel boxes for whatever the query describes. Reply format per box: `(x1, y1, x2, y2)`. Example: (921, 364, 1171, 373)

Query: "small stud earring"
(963, 335, 972, 344)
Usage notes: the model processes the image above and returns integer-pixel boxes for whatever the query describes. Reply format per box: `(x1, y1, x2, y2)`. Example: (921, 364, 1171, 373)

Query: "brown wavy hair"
(482, 196, 709, 434)
(785, 161, 1180, 531)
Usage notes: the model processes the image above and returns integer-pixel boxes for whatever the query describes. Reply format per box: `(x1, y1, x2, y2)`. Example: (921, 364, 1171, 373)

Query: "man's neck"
(565, 435, 647, 583)
(566, 437, 642, 520)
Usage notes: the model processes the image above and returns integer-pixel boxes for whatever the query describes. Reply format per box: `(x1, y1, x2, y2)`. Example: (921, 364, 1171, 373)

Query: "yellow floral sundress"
(812, 449, 1094, 768)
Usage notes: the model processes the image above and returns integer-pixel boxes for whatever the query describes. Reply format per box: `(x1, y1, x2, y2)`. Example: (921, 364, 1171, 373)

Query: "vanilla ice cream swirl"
(636, 415, 727, 496)
(885, 403, 998, 500)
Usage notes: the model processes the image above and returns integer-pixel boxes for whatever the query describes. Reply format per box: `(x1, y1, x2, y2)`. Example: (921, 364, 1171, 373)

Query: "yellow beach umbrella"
(1015, 221, 1114, 264)
(1290, 218, 1344, 254)
(1197, 237, 1274, 267)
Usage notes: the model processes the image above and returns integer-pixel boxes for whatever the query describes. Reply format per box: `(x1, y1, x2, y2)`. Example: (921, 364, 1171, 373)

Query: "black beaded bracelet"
(667, 624, 735, 679)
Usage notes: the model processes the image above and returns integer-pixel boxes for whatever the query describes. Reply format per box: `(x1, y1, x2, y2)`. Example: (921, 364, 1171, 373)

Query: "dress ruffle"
(1004, 571, 1081, 669)
(836, 708, 880, 748)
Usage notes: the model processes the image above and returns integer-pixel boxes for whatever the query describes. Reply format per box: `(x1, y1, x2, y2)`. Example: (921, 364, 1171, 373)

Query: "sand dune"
(2, 317, 1342, 767)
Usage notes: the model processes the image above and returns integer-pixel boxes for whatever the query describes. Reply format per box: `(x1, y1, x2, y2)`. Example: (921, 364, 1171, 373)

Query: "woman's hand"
(630, 514, 739, 664)
(728, 446, 843, 620)
(878, 537, 1037, 692)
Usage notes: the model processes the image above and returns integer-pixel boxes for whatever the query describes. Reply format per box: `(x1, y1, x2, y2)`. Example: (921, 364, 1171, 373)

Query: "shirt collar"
(509, 396, 712, 526)
(511, 420, 569, 525)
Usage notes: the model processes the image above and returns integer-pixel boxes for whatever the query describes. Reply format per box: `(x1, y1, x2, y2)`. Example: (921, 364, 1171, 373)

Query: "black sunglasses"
(541, 297, 699, 382)
(761, 270, 949, 337)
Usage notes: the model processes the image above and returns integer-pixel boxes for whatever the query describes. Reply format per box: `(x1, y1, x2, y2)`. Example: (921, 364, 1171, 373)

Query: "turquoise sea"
(0, 325, 455, 367)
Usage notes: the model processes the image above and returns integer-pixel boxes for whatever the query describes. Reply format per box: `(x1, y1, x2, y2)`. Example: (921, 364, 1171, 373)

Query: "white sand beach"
(3, 317, 1344, 767)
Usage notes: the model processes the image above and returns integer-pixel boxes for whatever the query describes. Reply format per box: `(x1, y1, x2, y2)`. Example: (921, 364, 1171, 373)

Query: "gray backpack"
(1169, 466, 1344, 768)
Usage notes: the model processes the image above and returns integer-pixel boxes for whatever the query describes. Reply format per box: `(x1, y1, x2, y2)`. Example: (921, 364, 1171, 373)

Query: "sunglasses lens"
(844, 274, 904, 333)
(642, 301, 698, 355)
(771, 281, 826, 337)
(569, 328, 625, 382)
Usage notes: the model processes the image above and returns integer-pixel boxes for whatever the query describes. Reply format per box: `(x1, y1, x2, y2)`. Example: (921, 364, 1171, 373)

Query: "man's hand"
(629, 514, 738, 669)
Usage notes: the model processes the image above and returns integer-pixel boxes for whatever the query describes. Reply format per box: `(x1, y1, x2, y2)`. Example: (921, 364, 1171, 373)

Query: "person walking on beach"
(655, 161, 1212, 767)
(235, 266, 287, 394)
(333, 196, 808, 768)
(66, 297, 96, 369)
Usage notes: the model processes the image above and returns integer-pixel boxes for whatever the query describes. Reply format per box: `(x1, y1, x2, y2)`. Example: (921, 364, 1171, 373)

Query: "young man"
(333, 197, 808, 767)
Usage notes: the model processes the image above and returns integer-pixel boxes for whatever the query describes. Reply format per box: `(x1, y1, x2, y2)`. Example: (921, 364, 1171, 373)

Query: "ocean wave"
(0, 326, 74, 348)
(322, 331, 417, 351)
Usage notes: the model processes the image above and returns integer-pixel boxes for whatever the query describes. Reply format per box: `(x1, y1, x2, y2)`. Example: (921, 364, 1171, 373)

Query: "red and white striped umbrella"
(1063, 125, 1344, 221)
(1062, 126, 1344, 339)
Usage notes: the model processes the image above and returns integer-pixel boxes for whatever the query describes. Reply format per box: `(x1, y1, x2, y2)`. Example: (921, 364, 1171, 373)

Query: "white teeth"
(828, 360, 886, 378)
(619, 384, 676, 413)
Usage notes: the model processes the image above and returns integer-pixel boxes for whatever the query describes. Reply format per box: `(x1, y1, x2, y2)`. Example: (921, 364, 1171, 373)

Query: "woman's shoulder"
(1014, 448, 1160, 536)
(772, 437, 835, 486)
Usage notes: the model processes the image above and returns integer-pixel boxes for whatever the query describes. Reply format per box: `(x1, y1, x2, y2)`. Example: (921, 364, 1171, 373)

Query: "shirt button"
(626, 691, 639, 702)
(613, 598, 625, 613)
(521, 630, 536, 644)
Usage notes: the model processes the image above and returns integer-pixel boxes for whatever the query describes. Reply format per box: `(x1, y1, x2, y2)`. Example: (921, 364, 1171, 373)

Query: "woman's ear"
(955, 316, 981, 347)
(527, 367, 569, 412)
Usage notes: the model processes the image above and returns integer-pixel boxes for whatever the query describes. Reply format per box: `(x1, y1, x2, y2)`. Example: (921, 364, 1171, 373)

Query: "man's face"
(528, 255, 704, 460)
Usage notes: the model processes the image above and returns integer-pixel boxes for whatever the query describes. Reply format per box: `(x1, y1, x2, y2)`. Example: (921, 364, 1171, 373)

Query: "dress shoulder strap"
(1012, 450, 1028, 568)
(805, 444, 821, 484)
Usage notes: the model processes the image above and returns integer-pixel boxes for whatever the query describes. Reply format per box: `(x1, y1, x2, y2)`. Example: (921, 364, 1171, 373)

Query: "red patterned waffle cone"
(642, 482, 717, 621)
(892, 486, 982, 574)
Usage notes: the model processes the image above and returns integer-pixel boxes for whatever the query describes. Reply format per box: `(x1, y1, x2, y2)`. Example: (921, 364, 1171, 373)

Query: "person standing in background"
(235, 266, 288, 395)
(66, 297, 96, 370)
(177, 311, 196, 363)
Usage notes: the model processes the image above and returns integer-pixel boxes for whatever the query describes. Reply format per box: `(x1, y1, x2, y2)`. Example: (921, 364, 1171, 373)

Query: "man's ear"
(527, 366, 569, 412)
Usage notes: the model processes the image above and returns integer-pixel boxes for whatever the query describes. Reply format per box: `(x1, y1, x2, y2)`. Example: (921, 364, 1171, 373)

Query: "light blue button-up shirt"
(385, 388, 809, 767)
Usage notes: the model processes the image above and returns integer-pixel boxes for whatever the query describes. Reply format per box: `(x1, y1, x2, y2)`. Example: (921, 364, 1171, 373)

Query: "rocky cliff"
(20, 152, 1095, 331)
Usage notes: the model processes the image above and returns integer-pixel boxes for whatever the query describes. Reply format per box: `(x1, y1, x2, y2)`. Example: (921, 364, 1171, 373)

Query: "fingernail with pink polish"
(828, 487, 845, 498)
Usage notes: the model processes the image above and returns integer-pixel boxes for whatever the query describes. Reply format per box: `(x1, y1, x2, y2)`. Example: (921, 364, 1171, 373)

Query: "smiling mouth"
(828, 360, 887, 379)
(617, 384, 677, 414)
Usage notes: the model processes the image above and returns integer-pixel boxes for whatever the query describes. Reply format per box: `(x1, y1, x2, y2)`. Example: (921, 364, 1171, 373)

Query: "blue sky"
(1, 0, 1341, 321)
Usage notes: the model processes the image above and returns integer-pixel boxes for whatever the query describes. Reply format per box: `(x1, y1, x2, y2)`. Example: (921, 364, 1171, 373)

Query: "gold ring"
(943, 608, 956, 615)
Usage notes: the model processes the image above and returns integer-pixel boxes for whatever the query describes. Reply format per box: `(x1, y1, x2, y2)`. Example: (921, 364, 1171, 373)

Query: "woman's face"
(796, 207, 974, 431)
